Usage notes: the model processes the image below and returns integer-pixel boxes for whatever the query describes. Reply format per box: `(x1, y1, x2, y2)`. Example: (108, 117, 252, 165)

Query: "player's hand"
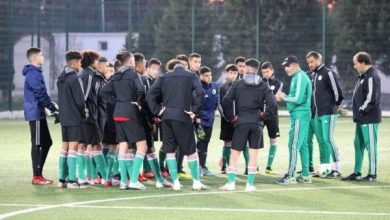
(259, 112, 265, 120)
(230, 116, 238, 124)
(53, 111, 60, 124)
(158, 107, 166, 117)
(275, 92, 285, 101)
(196, 118, 201, 124)
(155, 117, 161, 124)
(184, 110, 196, 120)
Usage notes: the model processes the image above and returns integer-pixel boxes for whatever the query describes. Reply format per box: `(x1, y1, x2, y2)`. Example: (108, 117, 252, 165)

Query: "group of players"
(23, 46, 381, 192)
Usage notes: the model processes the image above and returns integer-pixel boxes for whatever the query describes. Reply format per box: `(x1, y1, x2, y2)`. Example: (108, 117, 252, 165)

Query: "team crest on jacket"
(212, 89, 216, 95)
(318, 75, 323, 80)
(270, 85, 275, 90)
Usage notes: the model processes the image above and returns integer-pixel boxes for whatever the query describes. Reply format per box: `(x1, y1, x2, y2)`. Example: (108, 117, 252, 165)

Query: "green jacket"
(284, 69, 312, 112)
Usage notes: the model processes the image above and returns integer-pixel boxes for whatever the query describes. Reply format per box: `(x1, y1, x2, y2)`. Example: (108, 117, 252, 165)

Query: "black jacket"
(102, 76, 115, 135)
(57, 66, 85, 126)
(79, 67, 100, 125)
(95, 71, 107, 134)
(222, 76, 277, 127)
(311, 64, 344, 117)
(218, 81, 235, 139)
(101, 66, 145, 121)
(263, 75, 282, 121)
(352, 67, 382, 124)
(140, 74, 156, 125)
(147, 65, 204, 124)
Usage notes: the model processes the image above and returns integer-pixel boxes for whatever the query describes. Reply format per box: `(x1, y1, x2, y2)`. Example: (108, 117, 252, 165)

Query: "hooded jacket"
(22, 64, 56, 121)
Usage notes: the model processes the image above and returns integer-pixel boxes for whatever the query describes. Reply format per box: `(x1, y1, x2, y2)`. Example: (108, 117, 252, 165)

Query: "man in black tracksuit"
(147, 60, 210, 191)
(260, 61, 283, 175)
(342, 52, 381, 182)
(306, 51, 344, 178)
(218, 64, 238, 174)
(220, 59, 277, 192)
(78, 51, 108, 184)
(57, 50, 86, 188)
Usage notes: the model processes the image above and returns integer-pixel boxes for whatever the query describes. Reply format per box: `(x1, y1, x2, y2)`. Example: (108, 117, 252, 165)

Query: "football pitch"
(0, 116, 389, 220)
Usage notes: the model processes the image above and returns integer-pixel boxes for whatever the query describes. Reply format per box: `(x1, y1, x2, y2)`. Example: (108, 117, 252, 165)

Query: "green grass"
(0, 117, 389, 219)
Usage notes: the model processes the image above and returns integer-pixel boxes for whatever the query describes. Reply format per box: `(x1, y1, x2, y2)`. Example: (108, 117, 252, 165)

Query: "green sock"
(266, 144, 277, 168)
(105, 152, 115, 179)
(87, 153, 97, 179)
(247, 167, 256, 186)
(166, 156, 178, 181)
(187, 154, 200, 181)
(227, 167, 237, 184)
(147, 154, 164, 183)
(58, 151, 67, 181)
(67, 150, 77, 182)
(85, 152, 91, 178)
(93, 152, 108, 180)
(126, 155, 134, 182)
(118, 156, 128, 185)
(222, 146, 231, 168)
(130, 152, 145, 184)
(243, 147, 249, 168)
(143, 157, 151, 172)
(76, 151, 86, 181)
(159, 150, 166, 171)
(112, 153, 119, 175)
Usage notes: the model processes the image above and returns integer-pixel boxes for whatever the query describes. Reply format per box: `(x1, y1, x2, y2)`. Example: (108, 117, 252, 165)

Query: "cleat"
(245, 183, 257, 192)
(309, 166, 315, 173)
(67, 182, 80, 189)
(265, 168, 277, 175)
(172, 179, 181, 191)
(138, 174, 148, 182)
(192, 181, 211, 191)
(57, 180, 67, 188)
(178, 171, 192, 180)
(341, 172, 362, 181)
(156, 179, 173, 189)
(202, 167, 215, 176)
(32, 176, 51, 185)
(326, 170, 342, 178)
(78, 180, 90, 189)
(104, 180, 112, 187)
(362, 174, 377, 182)
(112, 178, 121, 187)
(161, 169, 170, 179)
(219, 182, 235, 191)
(119, 182, 129, 190)
(129, 181, 146, 190)
(296, 175, 312, 184)
(221, 167, 227, 175)
(276, 174, 297, 185)
(41, 176, 53, 184)
(143, 171, 155, 179)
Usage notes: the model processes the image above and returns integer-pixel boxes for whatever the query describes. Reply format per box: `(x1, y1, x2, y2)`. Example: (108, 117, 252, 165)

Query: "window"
(99, 41, 108, 51)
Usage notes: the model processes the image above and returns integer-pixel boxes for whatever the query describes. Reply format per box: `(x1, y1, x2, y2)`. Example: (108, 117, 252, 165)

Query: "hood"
(58, 66, 78, 83)
(243, 73, 262, 86)
(22, 64, 42, 76)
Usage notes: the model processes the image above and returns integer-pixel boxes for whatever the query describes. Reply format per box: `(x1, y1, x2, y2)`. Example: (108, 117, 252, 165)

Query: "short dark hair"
(81, 50, 100, 68)
(189, 53, 201, 59)
(225, 64, 238, 72)
(261, 61, 273, 70)
(245, 58, 260, 69)
(199, 66, 211, 75)
(235, 56, 246, 64)
(166, 59, 182, 71)
(65, 50, 82, 62)
(134, 53, 145, 65)
(148, 58, 161, 67)
(99, 57, 108, 63)
(306, 51, 322, 60)
(115, 51, 133, 67)
(26, 47, 41, 60)
(176, 54, 189, 63)
(355, 52, 372, 65)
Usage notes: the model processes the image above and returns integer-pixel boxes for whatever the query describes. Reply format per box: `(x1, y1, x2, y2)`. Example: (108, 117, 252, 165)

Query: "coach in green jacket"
(342, 52, 381, 182)
(275, 56, 312, 185)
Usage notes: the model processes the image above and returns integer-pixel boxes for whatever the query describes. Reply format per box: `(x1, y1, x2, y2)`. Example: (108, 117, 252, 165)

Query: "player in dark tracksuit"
(196, 66, 219, 176)
(220, 59, 277, 192)
(342, 52, 381, 182)
(218, 64, 239, 174)
(260, 62, 283, 175)
(78, 51, 109, 185)
(133, 53, 172, 188)
(56, 50, 86, 188)
(306, 51, 344, 178)
(101, 51, 153, 190)
(147, 60, 210, 191)
(23, 47, 58, 185)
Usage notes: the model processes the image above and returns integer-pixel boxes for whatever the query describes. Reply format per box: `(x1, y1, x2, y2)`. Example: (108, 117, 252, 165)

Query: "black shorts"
(153, 123, 163, 142)
(220, 119, 234, 141)
(61, 126, 83, 142)
(231, 123, 263, 151)
(29, 119, 52, 147)
(81, 123, 102, 145)
(142, 120, 155, 154)
(264, 119, 280, 139)
(103, 122, 117, 145)
(115, 120, 145, 144)
(161, 119, 196, 155)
